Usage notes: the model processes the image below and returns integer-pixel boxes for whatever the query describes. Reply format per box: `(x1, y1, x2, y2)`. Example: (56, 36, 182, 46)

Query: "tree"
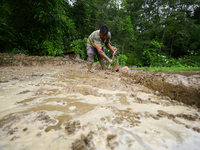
(0, 0, 76, 55)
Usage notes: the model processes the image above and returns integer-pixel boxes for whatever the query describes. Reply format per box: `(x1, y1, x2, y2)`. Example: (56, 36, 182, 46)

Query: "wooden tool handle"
(108, 51, 117, 68)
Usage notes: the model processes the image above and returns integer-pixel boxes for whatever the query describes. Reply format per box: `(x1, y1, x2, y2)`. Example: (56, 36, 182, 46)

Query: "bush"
(146, 55, 200, 67)
(118, 54, 128, 66)
(69, 39, 87, 60)
(142, 39, 200, 67)
(41, 40, 64, 56)
(11, 47, 28, 55)
(106, 54, 128, 66)
(142, 40, 163, 66)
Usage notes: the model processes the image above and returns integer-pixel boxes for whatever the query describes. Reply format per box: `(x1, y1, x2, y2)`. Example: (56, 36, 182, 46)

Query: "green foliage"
(0, 0, 199, 70)
(173, 56, 200, 67)
(106, 54, 128, 67)
(0, 0, 76, 56)
(142, 40, 162, 66)
(39, 57, 45, 61)
(112, 15, 135, 55)
(136, 66, 200, 72)
(193, 7, 200, 24)
(42, 40, 63, 56)
(118, 54, 128, 66)
(11, 47, 28, 55)
(142, 39, 200, 68)
(69, 39, 87, 60)
(126, 52, 139, 66)
(105, 48, 114, 59)
(141, 54, 200, 68)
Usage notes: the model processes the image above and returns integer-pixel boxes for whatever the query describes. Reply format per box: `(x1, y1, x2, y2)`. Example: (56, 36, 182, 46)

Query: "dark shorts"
(87, 46, 105, 63)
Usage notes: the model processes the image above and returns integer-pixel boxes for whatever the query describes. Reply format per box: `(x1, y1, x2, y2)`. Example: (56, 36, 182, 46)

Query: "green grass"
(135, 66, 200, 72)
(39, 57, 45, 61)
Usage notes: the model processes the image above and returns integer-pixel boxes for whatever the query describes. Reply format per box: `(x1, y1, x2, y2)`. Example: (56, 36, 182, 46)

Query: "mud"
(0, 53, 200, 149)
(121, 70, 200, 107)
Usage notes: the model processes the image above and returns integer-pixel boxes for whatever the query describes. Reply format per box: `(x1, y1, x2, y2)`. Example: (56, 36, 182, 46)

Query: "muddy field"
(0, 53, 200, 150)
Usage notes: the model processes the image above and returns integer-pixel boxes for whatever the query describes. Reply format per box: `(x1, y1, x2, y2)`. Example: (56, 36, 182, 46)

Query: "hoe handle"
(108, 50, 117, 68)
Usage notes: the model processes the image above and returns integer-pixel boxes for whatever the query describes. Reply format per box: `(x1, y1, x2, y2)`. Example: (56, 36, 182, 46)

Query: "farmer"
(87, 25, 117, 72)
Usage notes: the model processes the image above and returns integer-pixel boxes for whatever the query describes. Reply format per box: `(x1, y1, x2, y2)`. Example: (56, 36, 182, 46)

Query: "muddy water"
(0, 65, 200, 150)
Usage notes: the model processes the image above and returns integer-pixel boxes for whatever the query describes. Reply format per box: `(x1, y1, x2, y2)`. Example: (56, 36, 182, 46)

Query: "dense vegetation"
(0, 0, 200, 68)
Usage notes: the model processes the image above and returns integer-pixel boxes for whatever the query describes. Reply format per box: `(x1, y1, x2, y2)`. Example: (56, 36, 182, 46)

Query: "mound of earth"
(121, 70, 200, 107)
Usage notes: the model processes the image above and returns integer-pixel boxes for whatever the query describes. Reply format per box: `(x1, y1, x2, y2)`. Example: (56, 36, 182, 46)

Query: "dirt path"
(0, 54, 200, 149)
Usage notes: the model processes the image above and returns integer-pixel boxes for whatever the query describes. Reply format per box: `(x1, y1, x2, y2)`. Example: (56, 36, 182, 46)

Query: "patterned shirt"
(87, 30, 111, 47)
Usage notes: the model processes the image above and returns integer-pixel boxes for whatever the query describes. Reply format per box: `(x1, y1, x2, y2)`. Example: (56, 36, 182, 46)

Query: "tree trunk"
(170, 33, 174, 59)
(142, 43, 146, 53)
(159, 27, 166, 54)
(122, 42, 124, 55)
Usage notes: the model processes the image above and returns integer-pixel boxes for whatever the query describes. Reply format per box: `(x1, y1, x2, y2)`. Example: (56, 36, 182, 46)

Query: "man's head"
(100, 25, 109, 40)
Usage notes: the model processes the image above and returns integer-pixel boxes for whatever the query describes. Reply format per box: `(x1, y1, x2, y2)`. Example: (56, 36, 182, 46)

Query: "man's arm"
(96, 46, 113, 64)
(105, 43, 117, 53)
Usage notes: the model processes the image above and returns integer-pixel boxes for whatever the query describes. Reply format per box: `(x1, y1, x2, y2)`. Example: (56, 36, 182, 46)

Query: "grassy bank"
(134, 66, 200, 72)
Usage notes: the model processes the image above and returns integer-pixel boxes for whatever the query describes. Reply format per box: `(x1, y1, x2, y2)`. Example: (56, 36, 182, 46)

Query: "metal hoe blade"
(112, 55, 119, 71)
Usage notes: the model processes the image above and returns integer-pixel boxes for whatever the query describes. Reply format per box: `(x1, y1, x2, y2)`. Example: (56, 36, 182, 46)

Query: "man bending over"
(87, 25, 117, 72)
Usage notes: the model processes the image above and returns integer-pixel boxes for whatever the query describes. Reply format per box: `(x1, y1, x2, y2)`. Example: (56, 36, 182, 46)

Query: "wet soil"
(122, 70, 200, 108)
(165, 71, 200, 77)
(0, 53, 200, 150)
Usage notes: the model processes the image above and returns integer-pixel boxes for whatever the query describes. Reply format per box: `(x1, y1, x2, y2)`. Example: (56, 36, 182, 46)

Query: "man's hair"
(100, 25, 109, 34)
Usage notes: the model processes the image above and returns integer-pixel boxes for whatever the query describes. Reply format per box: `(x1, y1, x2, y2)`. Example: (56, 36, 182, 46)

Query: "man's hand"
(113, 47, 117, 54)
(105, 43, 117, 53)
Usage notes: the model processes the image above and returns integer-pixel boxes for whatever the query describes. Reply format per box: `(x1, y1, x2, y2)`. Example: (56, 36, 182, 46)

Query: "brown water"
(0, 65, 200, 150)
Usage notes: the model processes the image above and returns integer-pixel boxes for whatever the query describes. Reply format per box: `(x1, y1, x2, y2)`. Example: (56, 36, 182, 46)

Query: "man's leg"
(97, 47, 106, 70)
(87, 46, 97, 72)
